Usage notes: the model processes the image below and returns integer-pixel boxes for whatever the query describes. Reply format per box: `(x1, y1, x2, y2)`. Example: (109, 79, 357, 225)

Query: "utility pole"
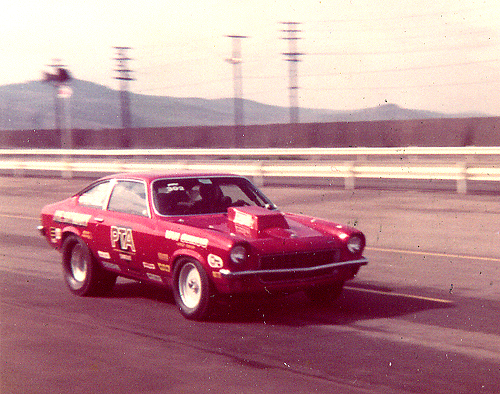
(226, 35, 248, 147)
(113, 47, 134, 130)
(281, 22, 303, 124)
(225, 35, 247, 128)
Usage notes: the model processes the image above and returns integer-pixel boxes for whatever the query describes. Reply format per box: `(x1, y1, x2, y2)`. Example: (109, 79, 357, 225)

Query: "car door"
(101, 179, 155, 279)
(74, 179, 115, 266)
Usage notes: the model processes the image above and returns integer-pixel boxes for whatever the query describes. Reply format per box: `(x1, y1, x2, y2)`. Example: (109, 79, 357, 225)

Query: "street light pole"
(226, 35, 248, 146)
(43, 59, 72, 148)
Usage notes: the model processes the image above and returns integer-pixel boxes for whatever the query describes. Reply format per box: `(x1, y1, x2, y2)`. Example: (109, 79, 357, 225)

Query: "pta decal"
(110, 226, 136, 252)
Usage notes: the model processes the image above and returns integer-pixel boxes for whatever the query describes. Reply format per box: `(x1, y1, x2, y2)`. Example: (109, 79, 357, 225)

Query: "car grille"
(258, 250, 340, 283)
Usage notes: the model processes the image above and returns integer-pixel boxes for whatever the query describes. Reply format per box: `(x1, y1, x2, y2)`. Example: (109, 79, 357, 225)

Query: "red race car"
(38, 172, 368, 320)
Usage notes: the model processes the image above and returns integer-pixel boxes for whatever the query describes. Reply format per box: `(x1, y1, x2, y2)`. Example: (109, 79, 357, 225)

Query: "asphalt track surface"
(1, 176, 499, 394)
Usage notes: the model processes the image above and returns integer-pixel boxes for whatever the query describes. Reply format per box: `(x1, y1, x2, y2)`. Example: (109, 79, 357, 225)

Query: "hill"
(0, 79, 487, 131)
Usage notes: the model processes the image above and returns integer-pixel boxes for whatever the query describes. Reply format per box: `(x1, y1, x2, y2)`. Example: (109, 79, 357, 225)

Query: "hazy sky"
(2, 0, 500, 115)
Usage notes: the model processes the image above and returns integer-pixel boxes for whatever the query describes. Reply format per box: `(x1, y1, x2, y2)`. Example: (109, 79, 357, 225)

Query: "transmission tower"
(113, 47, 134, 129)
(281, 22, 303, 124)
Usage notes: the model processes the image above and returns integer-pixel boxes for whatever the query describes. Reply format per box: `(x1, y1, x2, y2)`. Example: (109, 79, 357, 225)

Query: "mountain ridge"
(0, 79, 488, 131)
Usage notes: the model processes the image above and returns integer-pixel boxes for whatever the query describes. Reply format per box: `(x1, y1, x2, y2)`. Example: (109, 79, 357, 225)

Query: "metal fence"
(1, 147, 499, 193)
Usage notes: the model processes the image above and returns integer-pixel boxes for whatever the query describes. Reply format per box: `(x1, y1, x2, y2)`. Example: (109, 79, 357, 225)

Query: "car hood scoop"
(228, 206, 289, 233)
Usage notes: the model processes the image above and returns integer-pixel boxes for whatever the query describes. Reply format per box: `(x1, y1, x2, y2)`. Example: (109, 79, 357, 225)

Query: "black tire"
(173, 257, 214, 320)
(305, 282, 344, 306)
(98, 271, 118, 295)
(62, 235, 116, 296)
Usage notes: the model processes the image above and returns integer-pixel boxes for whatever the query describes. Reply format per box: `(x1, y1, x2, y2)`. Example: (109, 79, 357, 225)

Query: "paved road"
(1, 176, 499, 393)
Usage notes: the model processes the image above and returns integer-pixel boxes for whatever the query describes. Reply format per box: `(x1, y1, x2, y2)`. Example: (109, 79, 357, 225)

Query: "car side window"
(107, 180, 149, 217)
(78, 181, 112, 209)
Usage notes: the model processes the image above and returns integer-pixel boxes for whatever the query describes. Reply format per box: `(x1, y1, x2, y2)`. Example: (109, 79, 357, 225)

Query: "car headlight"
(230, 245, 248, 264)
(347, 235, 363, 254)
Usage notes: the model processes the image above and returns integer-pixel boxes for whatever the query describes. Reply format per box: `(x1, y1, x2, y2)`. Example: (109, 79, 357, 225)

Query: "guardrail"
(2, 146, 500, 158)
(1, 147, 499, 193)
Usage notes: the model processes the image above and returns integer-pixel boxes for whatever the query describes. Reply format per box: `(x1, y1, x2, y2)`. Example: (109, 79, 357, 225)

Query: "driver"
(196, 183, 229, 213)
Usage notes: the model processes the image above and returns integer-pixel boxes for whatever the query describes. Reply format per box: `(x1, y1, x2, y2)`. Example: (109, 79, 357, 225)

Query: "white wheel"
(173, 258, 213, 320)
(70, 242, 88, 284)
(178, 262, 202, 309)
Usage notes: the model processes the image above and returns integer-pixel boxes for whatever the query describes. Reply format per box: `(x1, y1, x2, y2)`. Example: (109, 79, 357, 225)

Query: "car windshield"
(152, 177, 276, 216)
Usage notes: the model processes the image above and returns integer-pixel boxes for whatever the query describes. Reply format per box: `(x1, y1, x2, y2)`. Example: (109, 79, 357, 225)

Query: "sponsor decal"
(158, 253, 169, 261)
(98, 251, 111, 259)
(101, 261, 120, 271)
(119, 253, 132, 261)
(165, 230, 181, 241)
(111, 226, 136, 252)
(82, 230, 93, 240)
(233, 211, 255, 228)
(53, 210, 91, 227)
(212, 271, 222, 279)
(165, 230, 208, 248)
(158, 263, 170, 272)
(143, 262, 156, 270)
(207, 254, 224, 269)
(180, 233, 208, 248)
(147, 273, 163, 282)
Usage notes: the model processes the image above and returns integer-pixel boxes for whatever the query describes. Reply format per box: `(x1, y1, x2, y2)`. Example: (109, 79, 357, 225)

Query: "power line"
(308, 5, 495, 25)
(308, 41, 497, 57)
(136, 77, 231, 95)
(303, 79, 500, 92)
(300, 58, 500, 79)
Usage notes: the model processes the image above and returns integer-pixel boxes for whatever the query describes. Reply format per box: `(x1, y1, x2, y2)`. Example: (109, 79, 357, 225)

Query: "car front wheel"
(173, 257, 213, 320)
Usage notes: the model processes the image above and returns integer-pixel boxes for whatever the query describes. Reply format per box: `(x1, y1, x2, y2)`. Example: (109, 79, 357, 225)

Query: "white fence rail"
(2, 146, 500, 157)
(1, 147, 499, 193)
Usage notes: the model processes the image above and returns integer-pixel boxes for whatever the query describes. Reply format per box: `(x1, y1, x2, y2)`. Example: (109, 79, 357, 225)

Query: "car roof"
(100, 171, 241, 183)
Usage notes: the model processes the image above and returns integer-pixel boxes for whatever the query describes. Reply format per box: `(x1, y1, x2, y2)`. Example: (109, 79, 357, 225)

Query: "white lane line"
(0, 213, 38, 221)
(366, 246, 500, 262)
(345, 286, 453, 304)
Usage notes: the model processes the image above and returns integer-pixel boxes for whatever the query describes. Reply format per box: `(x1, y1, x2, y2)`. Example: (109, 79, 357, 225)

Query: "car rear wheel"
(173, 257, 213, 320)
(305, 282, 344, 306)
(62, 235, 116, 296)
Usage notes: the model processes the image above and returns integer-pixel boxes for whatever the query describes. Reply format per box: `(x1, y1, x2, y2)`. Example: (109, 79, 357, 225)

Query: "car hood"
(169, 206, 341, 253)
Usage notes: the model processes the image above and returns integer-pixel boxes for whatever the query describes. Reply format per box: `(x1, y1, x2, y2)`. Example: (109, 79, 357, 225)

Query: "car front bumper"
(214, 257, 368, 294)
